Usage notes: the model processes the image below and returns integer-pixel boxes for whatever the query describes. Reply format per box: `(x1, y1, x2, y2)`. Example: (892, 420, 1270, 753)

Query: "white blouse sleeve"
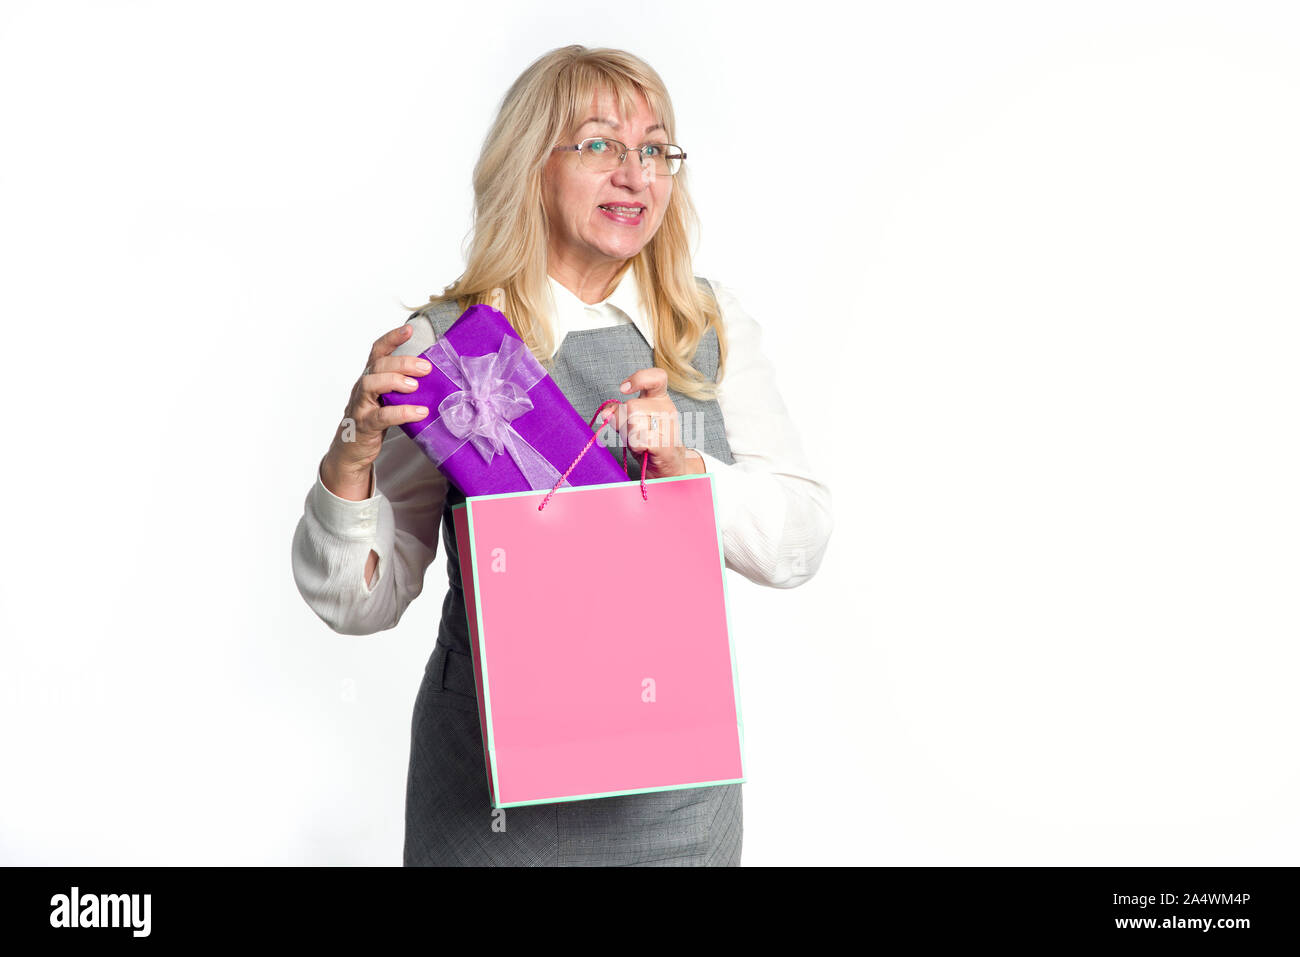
(291, 316, 449, 634)
(690, 279, 834, 588)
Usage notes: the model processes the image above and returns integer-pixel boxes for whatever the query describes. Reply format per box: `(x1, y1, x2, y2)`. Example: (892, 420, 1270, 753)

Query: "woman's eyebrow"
(578, 116, 667, 136)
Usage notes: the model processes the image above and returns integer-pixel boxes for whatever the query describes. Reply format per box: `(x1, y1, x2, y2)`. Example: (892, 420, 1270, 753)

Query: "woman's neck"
(548, 258, 632, 304)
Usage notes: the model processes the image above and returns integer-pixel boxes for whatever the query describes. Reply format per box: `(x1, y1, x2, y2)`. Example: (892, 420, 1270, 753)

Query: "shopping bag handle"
(538, 399, 649, 511)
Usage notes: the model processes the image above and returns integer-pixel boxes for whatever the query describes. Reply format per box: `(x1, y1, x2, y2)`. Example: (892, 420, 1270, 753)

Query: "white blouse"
(291, 270, 834, 635)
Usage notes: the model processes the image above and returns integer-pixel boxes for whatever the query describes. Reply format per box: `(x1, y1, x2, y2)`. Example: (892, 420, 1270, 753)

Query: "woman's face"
(541, 89, 673, 283)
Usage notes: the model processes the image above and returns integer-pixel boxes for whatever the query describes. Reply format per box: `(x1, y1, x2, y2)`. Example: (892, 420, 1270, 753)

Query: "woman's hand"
(319, 323, 432, 500)
(600, 368, 705, 480)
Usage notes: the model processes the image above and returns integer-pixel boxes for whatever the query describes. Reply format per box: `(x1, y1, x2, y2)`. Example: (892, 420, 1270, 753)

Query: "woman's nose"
(611, 150, 651, 190)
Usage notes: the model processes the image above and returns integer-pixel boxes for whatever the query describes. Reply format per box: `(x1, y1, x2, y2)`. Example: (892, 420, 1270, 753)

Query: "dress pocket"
(418, 643, 482, 714)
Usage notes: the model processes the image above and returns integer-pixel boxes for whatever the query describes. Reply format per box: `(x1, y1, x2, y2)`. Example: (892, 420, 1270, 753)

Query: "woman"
(291, 45, 833, 866)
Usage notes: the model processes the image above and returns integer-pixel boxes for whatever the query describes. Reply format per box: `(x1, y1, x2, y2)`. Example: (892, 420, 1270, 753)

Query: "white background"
(1, 0, 1296, 866)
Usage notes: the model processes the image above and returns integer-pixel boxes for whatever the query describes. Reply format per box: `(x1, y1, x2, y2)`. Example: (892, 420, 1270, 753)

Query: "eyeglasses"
(551, 137, 687, 176)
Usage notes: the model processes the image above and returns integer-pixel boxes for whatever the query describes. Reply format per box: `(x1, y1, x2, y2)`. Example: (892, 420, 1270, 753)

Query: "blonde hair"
(401, 44, 726, 400)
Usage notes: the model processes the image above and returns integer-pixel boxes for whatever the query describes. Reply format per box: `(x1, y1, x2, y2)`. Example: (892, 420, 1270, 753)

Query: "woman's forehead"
(576, 88, 665, 134)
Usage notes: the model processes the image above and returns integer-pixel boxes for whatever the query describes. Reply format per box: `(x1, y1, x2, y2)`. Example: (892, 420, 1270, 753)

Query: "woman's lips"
(598, 204, 644, 225)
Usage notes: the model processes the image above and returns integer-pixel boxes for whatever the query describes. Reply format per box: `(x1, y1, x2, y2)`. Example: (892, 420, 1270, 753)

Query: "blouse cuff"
(310, 461, 381, 543)
(691, 448, 741, 535)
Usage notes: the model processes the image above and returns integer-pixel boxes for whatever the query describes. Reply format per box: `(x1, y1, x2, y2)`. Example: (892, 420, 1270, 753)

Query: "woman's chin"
(593, 236, 653, 262)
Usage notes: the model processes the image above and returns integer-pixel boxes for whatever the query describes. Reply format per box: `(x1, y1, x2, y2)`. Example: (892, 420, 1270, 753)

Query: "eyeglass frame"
(551, 136, 688, 175)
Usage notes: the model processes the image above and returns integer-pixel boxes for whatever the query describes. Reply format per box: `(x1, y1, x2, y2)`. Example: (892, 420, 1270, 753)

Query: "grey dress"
(402, 279, 742, 866)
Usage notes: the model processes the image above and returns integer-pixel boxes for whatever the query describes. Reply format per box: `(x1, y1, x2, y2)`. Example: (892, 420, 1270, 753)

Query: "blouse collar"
(546, 267, 655, 356)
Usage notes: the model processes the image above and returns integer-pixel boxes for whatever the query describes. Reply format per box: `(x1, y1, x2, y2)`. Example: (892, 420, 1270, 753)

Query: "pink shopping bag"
(451, 474, 746, 808)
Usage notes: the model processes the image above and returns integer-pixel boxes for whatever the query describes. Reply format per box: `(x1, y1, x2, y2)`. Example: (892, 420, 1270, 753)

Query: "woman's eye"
(588, 139, 609, 152)
(642, 145, 661, 157)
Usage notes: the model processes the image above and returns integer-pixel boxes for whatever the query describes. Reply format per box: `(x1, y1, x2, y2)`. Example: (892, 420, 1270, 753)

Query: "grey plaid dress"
(402, 279, 743, 866)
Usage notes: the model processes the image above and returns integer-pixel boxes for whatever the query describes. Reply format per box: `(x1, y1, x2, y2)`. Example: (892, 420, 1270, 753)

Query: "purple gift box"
(378, 304, 629, 495)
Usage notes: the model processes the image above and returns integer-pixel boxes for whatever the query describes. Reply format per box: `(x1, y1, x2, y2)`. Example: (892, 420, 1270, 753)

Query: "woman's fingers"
(348, 328, 433, 438)
(349, 375, 426, 424)
(328, 323, 431, 478)
(364, 399, 430, 432)
(367, 353, 434, 378)
(366, 322, 415, 370)
(596, 378, 690, 479)
(605, 399, 678, 453)
(619, 367, 668, 398)
(609, 368, 673, 445)
(627, 410, 676, 451)
(361, 369, 424, 396)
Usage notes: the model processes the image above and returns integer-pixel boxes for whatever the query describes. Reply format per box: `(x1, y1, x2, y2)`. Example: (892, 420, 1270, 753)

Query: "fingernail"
(416, 359, 432, 372)
(620, 381, 630, 392)
(414, 406, 428, 417)
(404, 377, 418, 388)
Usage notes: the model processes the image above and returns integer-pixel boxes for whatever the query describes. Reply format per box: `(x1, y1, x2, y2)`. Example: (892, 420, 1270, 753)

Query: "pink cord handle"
(537, 399, 648, 511)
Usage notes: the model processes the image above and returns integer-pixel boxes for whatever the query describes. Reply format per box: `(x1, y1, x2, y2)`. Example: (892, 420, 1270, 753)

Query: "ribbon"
(412, 333, 570, 491)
